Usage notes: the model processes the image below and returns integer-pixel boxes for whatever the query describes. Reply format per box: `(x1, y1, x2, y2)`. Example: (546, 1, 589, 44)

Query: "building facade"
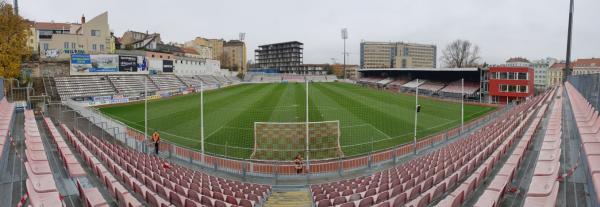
(184, 37, 224, 61)
(331, 64, 359, 78)
(488, 66, 534, 104)
(119, 31, 161, 50)
(36, 12, 113, 60)
(548, 62, 565, 86)
(360, 41, 436, 69)
(572, 58, 600, 75)
(255, 41, 303, 73)
(222, 40, 247, 73)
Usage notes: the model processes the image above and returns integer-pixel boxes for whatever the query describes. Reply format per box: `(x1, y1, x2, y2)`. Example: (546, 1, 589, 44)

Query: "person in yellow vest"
(152, 130, 160, 155)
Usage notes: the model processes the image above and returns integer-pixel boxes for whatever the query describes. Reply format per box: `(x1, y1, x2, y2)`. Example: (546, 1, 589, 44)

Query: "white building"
(173, 57, 221, 76)
(531, 58, 558, 91)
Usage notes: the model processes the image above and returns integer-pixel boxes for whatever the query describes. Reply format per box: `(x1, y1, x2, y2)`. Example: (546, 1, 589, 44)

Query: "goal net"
(250, 121, 343, 161)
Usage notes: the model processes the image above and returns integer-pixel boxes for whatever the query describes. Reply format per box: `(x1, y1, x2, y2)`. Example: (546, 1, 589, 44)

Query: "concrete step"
(264, 189, 312, 207)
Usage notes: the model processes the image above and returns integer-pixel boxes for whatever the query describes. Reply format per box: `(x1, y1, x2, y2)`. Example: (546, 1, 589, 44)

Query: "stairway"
(264, 189, 313, 207)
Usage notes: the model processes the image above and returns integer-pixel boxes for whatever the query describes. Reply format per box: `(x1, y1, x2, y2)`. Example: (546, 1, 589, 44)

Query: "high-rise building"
(360, 41, 436, 69)
(255, 41, 303, 73)
(222, 40, 247, 73)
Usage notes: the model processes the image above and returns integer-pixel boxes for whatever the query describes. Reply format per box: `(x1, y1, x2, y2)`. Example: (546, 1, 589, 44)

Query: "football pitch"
(97, 82, 496, 159)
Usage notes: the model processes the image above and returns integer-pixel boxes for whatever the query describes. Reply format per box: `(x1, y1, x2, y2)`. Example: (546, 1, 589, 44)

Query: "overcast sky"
(15, 0, 600, 66)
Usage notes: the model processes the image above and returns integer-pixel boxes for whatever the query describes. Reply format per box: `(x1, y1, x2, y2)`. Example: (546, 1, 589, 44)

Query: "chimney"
(81, 14, 85, 24)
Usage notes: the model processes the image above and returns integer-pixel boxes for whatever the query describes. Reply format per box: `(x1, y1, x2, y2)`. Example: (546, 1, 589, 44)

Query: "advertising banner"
(163, 60, 174, 73)
(119, 55, 148, 72)
(71, 54, 149, 75)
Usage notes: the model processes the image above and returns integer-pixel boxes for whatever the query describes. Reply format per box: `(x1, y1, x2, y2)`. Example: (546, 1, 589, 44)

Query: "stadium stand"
(23, 110, 63, 207)
(223, 75, 241, 84)
(283, 74, 306, 82)
(418, 81, 446, 95)
(376, 78, 394, 87)
(326, 75, 338, 81)
(357, 77, 384, 86)
(0, 98, 15, 160)
(150, 75, 186, 91)
(212, 75, 231, 85)
(60, 123, 143, 206)
(401, 79, 426, 92)
(439, 80, 480, 98)
(386, 78, 411, 92)
(178, 76, 205, 87)
(470, 87, 557, 207)
(566, 83, 600, 205)
(54, 76, 116, 100)
(310, 89, 550, 207)
(198, 75, 220, 86)
(58, 121, 272, 207)
(109, 75, 159, 96)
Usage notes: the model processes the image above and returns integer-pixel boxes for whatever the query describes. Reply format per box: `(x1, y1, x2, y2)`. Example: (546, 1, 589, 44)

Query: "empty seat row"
(472, 87, 557, 207)
(565, 83, 600, 204)
(54, 76, 116, 100)
(60, 123, 143, 207)
(67, 124, 270, 207)
(23, 110, 62, 207)
(521, 86, 563, 207)
(76, 178, 110, 207)
(0, 98, 15, 161)
(42, 117, 86, 177)
(150, 75, 187, 91)
(311, 90, 550, 207)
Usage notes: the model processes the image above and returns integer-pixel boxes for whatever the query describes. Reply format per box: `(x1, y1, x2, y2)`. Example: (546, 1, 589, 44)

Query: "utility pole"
(564, 0, 574, 82)
(200, 82, 205, 154)
(305, 79, 310, 173)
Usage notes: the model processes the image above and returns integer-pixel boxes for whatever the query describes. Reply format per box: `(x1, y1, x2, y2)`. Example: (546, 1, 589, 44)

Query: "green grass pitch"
(97, 82, 496, 159)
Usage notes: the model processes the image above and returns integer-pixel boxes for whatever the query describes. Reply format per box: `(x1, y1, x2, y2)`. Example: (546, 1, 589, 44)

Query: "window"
(91, 30, 100, 36)
(100, 44, 105, 51)
(92, 44, 97, 51)
(500, 84, 508, 92)
(499, 72, 508, 79)
(64, 42, 69, 49)
(508, 72, 516, 80)
(43, 43, 49, 50)
(71, 42, 76, 49)
(519, 85, 528, 93)
(518, 72, 528, 80)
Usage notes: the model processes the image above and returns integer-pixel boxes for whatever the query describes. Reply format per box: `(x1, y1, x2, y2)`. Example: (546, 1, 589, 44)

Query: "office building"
(488, 66, 534, 104)
(360, 41, 436, 69)
(255, 41, 303, 73)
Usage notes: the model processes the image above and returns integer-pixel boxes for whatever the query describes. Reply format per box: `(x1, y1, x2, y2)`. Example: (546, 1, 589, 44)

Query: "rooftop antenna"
(239, 32, 246, 41)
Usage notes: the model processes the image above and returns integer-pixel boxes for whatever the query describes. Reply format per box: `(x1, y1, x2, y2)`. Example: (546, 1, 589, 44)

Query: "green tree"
(0, 2, 29, 78)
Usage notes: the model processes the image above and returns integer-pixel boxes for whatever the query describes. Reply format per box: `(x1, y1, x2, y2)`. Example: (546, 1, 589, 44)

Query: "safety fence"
(568, 73, 600, 110)
(54, 98, 510, 178)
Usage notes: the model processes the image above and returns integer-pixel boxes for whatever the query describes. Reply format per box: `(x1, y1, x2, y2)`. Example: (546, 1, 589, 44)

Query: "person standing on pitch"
(294, 154, 304, 174)
(152, 130, 160, 155)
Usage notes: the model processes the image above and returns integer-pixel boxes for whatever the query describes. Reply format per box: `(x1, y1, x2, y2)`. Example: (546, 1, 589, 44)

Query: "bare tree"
(441, 39, 481, 68)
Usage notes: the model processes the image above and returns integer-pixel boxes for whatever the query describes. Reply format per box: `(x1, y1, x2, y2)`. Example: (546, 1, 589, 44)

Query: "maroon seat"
(317, 199, 331, 207)
(392, 193, 407, 207)
(358, 196, 374, 207)
(200, 195, 213, 207)
(333, 196, 347, 205)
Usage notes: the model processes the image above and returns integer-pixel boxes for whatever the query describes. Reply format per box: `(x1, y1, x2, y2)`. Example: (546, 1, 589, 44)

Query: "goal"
(250, 121, 343, 161)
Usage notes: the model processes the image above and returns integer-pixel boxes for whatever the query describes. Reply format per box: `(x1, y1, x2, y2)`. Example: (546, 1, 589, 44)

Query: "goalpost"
(250, 120, 343, 161)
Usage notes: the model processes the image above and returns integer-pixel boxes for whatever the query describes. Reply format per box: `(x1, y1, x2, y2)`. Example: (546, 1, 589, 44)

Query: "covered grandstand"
(358, 68, 485, 101)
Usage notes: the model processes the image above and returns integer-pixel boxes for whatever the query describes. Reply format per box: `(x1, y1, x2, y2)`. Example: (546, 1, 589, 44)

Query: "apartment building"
(255, 41, 303, 73)
(184, 37, 224, 60)
(360, 41, 436, 69)
(35, 12, 113, 60)
(222, 40, 247, 73)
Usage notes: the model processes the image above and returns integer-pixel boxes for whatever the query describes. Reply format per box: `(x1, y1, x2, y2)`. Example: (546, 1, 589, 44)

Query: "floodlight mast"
(341, 28, 348, 79)
(305, 79, 310, 173)
(563, 0, 574, 82)
(413, 78, 419, 154)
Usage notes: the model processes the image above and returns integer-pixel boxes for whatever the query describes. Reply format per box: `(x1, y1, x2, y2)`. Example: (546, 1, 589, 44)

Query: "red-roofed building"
(488, 66, 534, 104)
(572, 58, 600, 75)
